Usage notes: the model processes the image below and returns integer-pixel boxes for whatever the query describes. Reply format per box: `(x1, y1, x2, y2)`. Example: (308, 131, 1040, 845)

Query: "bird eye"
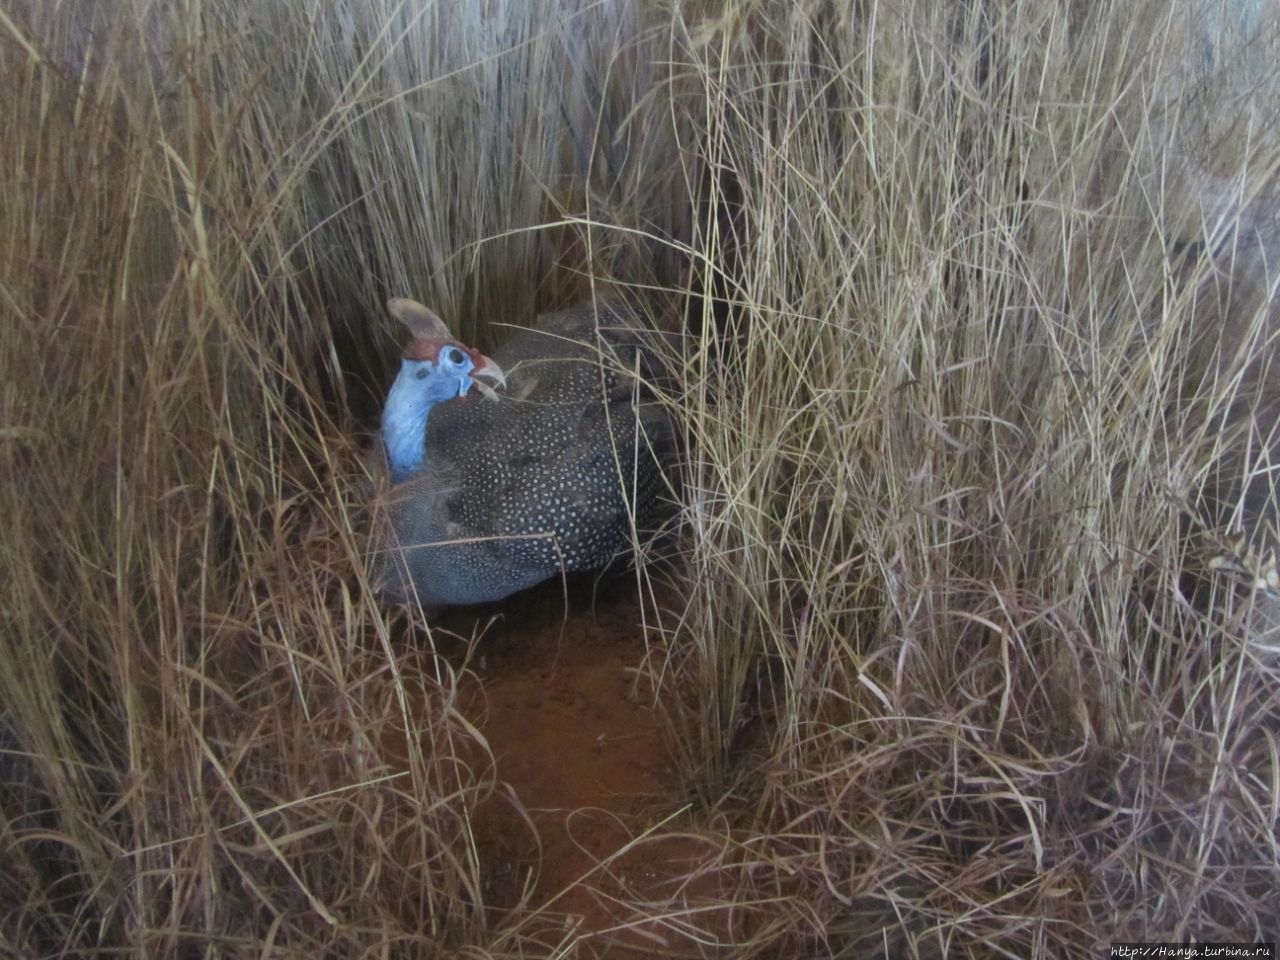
(447, 347, 465, 365)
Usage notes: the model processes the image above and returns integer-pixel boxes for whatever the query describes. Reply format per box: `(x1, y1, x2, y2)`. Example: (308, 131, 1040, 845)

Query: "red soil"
(426, 575, 730, 958)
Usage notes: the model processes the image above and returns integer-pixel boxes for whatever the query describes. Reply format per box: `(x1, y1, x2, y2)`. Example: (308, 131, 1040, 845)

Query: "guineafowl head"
(381, 298, 505, 484)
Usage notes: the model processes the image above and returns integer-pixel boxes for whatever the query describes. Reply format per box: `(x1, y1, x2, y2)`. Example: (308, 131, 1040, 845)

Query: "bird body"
(376, 297, 673, 606)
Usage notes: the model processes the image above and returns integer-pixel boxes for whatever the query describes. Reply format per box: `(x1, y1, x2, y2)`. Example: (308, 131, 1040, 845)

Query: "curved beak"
(470, 354, 506, 400)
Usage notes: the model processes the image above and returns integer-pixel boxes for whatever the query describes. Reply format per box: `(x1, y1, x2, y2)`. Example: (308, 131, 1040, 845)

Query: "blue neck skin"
(382, 358, 467, 484)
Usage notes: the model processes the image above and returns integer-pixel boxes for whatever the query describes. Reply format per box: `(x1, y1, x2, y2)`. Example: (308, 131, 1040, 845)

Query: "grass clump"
(3, 0, 1279, 957)
(657, 0, 1280, 953)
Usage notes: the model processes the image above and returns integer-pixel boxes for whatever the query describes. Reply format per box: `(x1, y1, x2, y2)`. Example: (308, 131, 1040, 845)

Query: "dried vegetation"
(2, 0, 1278, 955)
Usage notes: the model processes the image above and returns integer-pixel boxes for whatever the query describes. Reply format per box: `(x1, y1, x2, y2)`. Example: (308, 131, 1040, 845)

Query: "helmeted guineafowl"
(376, 296, 674, 606)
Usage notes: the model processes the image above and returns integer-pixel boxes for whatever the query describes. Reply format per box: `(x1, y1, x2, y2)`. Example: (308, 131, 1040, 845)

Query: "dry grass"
(2, 0, 1278, 956)
(656, 0, 1280, 952)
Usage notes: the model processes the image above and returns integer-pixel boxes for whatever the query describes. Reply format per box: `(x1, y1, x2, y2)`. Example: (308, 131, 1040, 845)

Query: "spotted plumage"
(377, 298, 674, 606)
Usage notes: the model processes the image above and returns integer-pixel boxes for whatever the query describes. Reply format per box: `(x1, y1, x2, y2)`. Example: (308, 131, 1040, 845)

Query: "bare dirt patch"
(422, 575, 728, 958)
